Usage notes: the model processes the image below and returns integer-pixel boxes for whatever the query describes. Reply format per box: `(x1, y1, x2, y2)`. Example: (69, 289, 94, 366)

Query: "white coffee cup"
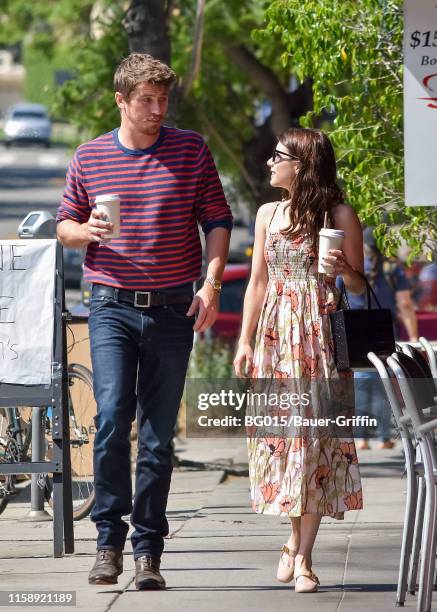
(95, 194, 120, 239)
(318, 228, 345, 276)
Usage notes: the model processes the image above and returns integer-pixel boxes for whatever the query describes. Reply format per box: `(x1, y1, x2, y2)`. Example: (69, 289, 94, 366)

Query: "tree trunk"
(225, 45, 313, 205)
(123, 0, 170, 62)
(122, 0, 206, 126)
(227, 44, 290, 137)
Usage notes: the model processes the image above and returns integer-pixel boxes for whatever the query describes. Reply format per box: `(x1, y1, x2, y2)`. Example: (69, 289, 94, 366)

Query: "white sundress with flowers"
(247, 203, 363, 519)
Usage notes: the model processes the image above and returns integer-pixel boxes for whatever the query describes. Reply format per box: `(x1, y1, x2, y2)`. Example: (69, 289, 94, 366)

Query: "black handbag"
(329, 273, 396, 370)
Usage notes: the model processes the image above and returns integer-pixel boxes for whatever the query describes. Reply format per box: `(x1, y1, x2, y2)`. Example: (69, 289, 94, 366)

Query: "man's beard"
(139, 121, 162, 136)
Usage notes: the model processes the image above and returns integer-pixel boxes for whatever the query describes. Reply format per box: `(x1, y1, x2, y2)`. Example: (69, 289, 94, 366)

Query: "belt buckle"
(134, 291, 151, 308)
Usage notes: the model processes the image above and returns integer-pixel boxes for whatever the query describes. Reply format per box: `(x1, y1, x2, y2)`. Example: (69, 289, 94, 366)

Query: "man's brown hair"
(114, 53, 177, 99)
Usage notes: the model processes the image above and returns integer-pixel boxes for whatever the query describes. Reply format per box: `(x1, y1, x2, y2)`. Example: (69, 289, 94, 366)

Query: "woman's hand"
(329, 204, 365, 294)
(323, 247, 366, 294)
(322, 249, 352, 278)
(233, 342, 254, 379)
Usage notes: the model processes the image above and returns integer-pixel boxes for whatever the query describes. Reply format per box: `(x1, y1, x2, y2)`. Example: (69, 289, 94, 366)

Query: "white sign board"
(0, 239, 56, 385)
(404, 0, 437, 206)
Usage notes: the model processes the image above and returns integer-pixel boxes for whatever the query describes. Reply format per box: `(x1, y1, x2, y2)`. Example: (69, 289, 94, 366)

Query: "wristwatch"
(205, 276, 222, 292)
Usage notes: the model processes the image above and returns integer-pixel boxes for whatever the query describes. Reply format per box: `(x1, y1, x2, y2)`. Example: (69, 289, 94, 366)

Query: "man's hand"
(81, 209, 114, 244)
(186, 283, 220, 332)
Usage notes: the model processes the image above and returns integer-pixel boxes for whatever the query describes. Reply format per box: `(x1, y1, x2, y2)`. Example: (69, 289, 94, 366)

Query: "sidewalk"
(0, 439, 418, 611)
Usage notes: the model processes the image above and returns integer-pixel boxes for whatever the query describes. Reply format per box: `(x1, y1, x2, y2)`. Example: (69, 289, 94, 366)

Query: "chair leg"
(409, 476, 425, 595)
(417, 477, 436, 612)
(397, 468, 419, 605)
(423, 483, 437, 612)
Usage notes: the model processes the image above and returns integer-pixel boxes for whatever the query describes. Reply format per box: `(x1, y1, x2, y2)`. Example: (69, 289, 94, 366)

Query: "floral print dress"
(247, 203, 363, 519)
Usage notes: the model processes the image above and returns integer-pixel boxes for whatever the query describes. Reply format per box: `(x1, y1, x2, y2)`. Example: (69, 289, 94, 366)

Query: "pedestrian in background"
(417, 262, 437, 311)
(57, 53, 232, 590)
(344, 227, 418, 450)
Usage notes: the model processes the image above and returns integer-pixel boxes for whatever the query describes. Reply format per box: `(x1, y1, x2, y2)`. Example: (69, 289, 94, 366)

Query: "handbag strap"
(337, 270, 383, 310)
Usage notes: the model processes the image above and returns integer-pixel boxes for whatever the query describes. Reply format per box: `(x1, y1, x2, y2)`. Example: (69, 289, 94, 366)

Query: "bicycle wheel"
(47, 363, 96, 520)
(0, 409, 21, 515)
(0, 410, 10, 514)
(0, 440, 17, 515)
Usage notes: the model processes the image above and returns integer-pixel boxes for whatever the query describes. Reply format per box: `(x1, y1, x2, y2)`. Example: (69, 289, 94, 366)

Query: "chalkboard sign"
(0, 239, 56, 384)
(0, 241, 74, 557)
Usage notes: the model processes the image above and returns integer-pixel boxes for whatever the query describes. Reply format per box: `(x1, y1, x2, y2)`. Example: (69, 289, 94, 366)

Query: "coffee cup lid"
(95, 194, 120, 203)
(319, 228, 345, 238)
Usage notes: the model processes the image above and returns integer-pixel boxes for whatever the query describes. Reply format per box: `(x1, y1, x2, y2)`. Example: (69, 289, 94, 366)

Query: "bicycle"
(0, 363, 96, 520)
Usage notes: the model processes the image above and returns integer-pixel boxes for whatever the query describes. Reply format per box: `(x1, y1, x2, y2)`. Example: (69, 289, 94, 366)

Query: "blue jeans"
(354, 371, 392, 441)
(88, 290, 193, 559)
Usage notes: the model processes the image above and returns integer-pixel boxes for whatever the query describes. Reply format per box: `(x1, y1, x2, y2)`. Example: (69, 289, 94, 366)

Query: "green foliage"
(257, 0, 437, 260)
(23, 43, 75, 109)
(0, 0, 283, 196)
(0, 0, 121, 141)
(172, 1, 260, 179)
(3, 0, 434, 254)
(184, 336, 236, 431)
(51, 5, 129, 141)
(188, 337, 234, 379)
(0, 0, 52, 47)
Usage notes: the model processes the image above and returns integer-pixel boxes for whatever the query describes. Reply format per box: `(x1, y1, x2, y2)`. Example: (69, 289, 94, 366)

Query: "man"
(56, 53, 232, 590)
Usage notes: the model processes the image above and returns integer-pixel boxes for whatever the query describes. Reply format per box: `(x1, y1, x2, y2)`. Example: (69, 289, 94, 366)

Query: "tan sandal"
(276, 544, 297, 583)
(294, 569, 320, 593)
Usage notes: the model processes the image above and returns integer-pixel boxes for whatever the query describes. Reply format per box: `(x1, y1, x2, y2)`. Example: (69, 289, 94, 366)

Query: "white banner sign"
(0, 239, 56, 385)
(404, 0, 437, 206)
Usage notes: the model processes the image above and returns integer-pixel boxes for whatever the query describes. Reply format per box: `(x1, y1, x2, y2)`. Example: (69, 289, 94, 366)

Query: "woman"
(233, 127, 365, 593)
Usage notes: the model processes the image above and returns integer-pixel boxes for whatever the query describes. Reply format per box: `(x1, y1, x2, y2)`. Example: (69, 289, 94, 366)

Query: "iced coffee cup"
(318, 228, 345, 276)
(95, 194, 120, 239)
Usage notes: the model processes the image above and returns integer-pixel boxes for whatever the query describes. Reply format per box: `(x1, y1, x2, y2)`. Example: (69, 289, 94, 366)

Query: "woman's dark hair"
(277, 127, 345, 253)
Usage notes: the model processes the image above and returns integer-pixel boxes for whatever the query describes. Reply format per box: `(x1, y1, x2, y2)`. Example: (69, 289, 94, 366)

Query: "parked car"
(63, 248, 85, 288)
(211, 263, 250, 338)
(4, 103, 52, 147)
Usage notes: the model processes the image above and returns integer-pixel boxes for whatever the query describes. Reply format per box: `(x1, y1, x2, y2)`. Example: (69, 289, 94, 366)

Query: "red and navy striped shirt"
(56, 126, 233, 290)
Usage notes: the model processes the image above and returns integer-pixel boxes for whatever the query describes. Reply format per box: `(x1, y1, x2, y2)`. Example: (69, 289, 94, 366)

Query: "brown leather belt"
(92, 284, 193, 308)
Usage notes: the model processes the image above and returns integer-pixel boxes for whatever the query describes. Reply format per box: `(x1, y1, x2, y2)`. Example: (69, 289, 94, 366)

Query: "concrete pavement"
(0, 438, 422, 611)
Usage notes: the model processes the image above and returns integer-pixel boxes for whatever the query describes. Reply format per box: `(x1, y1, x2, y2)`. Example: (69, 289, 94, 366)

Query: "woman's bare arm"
(328, 204, 366, 294)
(234, 203, 273, 377)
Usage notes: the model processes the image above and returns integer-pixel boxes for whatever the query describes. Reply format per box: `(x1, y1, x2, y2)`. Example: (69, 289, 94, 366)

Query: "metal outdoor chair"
(391, 351, 437, 600)
(402, 345, 432, 377)
(402, 344, 437, 391)
(386, 353, 437, 612)
(367, 351, 425, 607)
(419, 337, 437, 380)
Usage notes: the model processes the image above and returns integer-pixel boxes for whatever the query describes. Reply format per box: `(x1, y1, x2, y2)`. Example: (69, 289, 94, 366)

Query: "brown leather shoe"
(135, 555, 166, 590)
(88, 549, 123, 585)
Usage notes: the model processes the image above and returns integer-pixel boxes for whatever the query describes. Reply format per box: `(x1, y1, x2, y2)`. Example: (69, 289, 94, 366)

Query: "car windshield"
(220, 278, 247, 313)
(11, 111, 47, 120)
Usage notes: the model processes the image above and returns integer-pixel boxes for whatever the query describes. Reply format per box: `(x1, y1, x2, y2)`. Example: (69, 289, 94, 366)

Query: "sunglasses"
(272, 149, 300, 164)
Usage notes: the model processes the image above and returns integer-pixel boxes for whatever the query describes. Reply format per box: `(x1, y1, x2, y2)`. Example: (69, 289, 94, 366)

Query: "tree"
(259, 0, 436, 260)
(1, 0, 316, 208)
